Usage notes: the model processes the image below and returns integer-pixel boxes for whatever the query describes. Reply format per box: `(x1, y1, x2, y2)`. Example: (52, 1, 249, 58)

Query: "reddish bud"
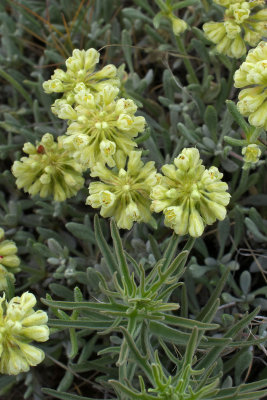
(37, 145, 45, 154)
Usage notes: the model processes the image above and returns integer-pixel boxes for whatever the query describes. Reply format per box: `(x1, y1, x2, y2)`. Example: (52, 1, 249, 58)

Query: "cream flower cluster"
(29, 48, 151, 228)
(57, 85, 145, 168)
(203, 0, 267, 58)
(12, 133, 85, 202)
(0, 228, 20, 291)
(13, 49, 147, 212)
(86, 151, 158, 229)
(150, 148, 231, 237)
(0, 292, 49, 375)
(43, 48, 119, 117)
(234, 41, 267, 130)
(13, 48, 230, 235)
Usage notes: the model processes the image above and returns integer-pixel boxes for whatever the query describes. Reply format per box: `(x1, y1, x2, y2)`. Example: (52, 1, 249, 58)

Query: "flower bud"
(84, 48, 100, 70)
(230, 36, 246, 58)
(22, 310, 48, 327)
(57, 104, 77, 120)
(93, 64, 117, 80)
(23, 143, 37, 155)
(171, 16, 187, 35)
(52, 69, 67, 80)
(40, 173, 51, 185)
(115, 98, 137, 114)
(0, 255, 20, 268)
(21, 325, 50, 342)
(18, 343, 44, 366)
(42, 79, 64, 93)
(189, 208, 204, 237)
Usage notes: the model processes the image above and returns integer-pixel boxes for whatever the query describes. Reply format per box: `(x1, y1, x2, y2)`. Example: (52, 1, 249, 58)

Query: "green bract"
(86, 151, 157, 229)
(150, 148, 231, 237)
(12, 133, 85, 202)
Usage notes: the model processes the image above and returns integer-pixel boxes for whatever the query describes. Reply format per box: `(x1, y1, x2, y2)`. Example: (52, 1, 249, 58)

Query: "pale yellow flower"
(60, 85, 145, 168)
(0, 292, 49, 375)
(43, 49, 119, 117)
(242, 144, 262, 162)
(203, 0, 267, 58)
(12, 133, 85, 202)
(150, 148, 230, 237)
(86, 151, 157, 229)
(234, 41, 267, 129)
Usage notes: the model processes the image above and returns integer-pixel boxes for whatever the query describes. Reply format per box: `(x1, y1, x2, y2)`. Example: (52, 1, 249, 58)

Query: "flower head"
(86, 151, 157, 229)
(150, 148, 230, 237)
(203, 1, 267, 58)
(12, 133, 84, 202)
(60, 85, 145, 168)
(242, 144, 262, 162)
(0, 228, 20, 291)
(0, 292, 49, 375)
(234, 41, 267, 129)
(43, 49, 119, 117)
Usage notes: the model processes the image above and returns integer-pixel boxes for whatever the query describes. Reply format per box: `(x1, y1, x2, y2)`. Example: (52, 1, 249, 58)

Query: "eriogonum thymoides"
(150, 148, 230, 237)
(203, 1, 267, 58)
(43, 48, 119, 117)
(86, 151, 157, 229)
(12, 133, 84, 202)
(234, 41, 267, 129)
(0, 228, 20, 291)
(60, 85, 145, 168)
(0, 292, 49, 375)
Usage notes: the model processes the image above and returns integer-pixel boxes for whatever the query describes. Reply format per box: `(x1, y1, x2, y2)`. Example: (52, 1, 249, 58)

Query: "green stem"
(118, 316, 137, 387)
(176, 36, 199, 84)
(182, 236, 195, 252)
(154, 0, 169, 12)
(226, 100, 250, 135)
(230, 168, 250, 204)
(248, 127, 263, 143)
